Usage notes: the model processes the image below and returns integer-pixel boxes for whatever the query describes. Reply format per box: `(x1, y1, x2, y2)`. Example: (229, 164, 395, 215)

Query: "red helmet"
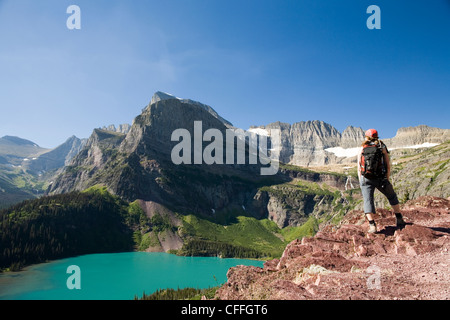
(365, 129, 378, 138)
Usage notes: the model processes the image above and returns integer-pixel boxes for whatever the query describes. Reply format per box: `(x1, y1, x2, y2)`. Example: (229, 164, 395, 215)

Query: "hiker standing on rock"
(357, 129, 406, 233)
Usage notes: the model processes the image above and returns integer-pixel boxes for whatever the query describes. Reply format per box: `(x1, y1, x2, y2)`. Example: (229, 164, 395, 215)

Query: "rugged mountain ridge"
(250, 122, 450, 167)
(385, 125, 450, 148)
(151, 91, 233, 128)
(0, 136, 49, 166)
(48, 93, 270, 216)
(47, 94, 292, 254)
(0, 135, 85, 208)
(24, 135, 86, 174)
(250, 121, 351, 167)
(215, 196, 450, 300)
(101, 124, 131, 135)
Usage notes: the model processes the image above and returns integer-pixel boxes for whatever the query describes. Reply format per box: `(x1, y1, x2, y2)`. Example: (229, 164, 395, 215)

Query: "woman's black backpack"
(360, 143, 385, 179)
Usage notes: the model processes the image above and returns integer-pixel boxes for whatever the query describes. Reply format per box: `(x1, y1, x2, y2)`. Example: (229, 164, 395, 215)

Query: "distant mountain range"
(0, 136, 49, 165)
(0, 135, 86, 208)
(105, 92, 450, 168)
(250, 121, 450, 167)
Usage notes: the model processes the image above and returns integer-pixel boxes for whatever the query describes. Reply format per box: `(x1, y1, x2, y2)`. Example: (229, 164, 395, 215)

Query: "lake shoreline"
(0, 251, 264, 300)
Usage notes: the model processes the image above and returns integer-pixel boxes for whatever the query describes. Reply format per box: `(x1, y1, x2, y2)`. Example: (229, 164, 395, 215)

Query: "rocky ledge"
(215, 196, 450, 300)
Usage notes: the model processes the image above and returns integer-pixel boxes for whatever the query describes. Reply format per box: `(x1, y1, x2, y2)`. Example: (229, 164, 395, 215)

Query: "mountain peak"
(0, 135, 48, 159)
(101, 124, 131, 134)
(0, 135, 39, 147)
(150, 91, 180, 105)
(149, 91, 233, 127)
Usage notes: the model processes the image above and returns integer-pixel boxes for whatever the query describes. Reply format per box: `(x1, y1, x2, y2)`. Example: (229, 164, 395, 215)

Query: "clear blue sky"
(1, 0, 449, 148)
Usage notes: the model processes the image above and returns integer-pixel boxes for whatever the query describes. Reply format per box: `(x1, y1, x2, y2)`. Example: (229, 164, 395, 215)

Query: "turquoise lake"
(0, 252, 264, 300)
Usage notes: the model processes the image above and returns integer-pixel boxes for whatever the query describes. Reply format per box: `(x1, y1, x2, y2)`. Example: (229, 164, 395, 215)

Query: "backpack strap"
(380, 140, 389, 153)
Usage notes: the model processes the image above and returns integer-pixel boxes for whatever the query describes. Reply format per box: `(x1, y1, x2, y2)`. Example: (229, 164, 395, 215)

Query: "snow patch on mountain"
(324, 147, 361, 158)
(393, 142, 440, 150)
(325, 142, 441, 158)
(247, 128, 269, 136)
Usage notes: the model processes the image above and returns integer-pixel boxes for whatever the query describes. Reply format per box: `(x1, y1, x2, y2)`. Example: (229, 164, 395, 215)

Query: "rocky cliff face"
(215, 196, 450, 300)
(47, 129, 126, 195)
(390, 140, 450, 200)
(250, 122, 449, 167)
(251, 166, 353, 228)
(250, 121, 356, 167)
(151, 91, 233, 128)
(0, 135, 87, 209)
(48, 93, 270, 220)
(25, 135, 86, 173)
(341, 126, 365, 148)
(385, 125, 450, 148)
(101, 124, 131, 134)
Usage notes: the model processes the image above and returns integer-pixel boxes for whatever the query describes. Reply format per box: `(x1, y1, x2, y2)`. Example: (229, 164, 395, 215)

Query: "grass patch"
(181, 214, 286, 258)
(281, 216, 319, 242)
(180, 213, 324, 259)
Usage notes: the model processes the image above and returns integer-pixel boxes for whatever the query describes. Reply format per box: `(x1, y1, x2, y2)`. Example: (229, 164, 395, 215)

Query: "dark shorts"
(360, 176, 399, 214)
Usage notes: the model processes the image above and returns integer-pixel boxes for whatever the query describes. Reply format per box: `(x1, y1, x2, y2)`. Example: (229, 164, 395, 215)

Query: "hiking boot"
(368, 222, 377, 234)
(396, 215, 406, 229)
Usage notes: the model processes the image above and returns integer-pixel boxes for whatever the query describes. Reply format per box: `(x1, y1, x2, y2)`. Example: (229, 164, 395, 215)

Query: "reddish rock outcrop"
(215, 196, 450, 300)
